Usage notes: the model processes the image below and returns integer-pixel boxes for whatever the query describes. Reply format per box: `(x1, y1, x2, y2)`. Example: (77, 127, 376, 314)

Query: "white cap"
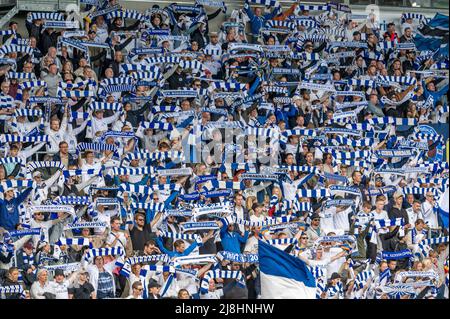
(32, 171, 42, 178)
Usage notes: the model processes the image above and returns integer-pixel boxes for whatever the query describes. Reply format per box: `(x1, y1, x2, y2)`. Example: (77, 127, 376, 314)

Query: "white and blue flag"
(258, 240, 316, 299)
(438, 187, 449, 229)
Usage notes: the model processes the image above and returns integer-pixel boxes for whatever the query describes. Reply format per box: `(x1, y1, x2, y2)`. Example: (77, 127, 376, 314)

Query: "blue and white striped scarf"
(401, 13, 427, 23)
(0, 45, 34, 57)
(64, 222, 108, 230)
(15, 80, 48, 101)
(200, 270, 245, 294)
(55, 237, 91, 247)
(180, 222, 220, 232)
(402, 187, 440, 196)
(83, 247, 125, 262)
(125, 151, 185, 162)
(216, 251, 259, 264)
(0, 134, 48, 144)
(8, 228, 41, 237)
(89, 101, 123, 112)
(76, 142, 117, 153)
(6, 72, 35, 80)
(0, 157, 25, 166)
(0, 179, 34, 193)
(119, 254, 171, 277)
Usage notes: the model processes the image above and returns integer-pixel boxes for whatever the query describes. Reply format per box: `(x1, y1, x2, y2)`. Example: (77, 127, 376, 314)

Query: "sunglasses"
(135, 288, 143, 291)
(137, 219, 145, 222)
(301, 237, 308, 240)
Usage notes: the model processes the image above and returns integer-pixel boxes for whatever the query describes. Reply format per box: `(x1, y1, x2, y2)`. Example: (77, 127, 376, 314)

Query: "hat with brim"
(393, 191, 404, 199)
(54, 269, 65, 277)
(32, 171, 42, 178)
(148, 279, 161, 289)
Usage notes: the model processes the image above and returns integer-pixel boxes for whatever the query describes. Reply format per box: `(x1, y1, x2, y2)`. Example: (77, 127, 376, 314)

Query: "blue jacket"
(220, 224, 249, 253)
(0, 188, 33, 231)
(244, 3, 280, 35)
(156, 237, 200, 258)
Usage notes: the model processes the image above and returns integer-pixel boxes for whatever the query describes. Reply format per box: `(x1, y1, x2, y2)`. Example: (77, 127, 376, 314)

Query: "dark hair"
(415, 219, 425, 225)
(110, 216, 121, 224)
(144, 239, 156, 248)
(178, 289, 190, 298)
(352, 170, 361, 178)
(174, 240, 185, 249)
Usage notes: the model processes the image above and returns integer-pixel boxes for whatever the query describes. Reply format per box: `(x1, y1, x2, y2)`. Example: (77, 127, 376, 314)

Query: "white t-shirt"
(333, 207, 352, 233)
(49, 280, 70, 299)
(320, 207, 336, 233)
(421, 201, 438, 229)
(30, 219, 54, 247)
(406, 208, 423, 226)
(323, 248, 345, 279)
(200, 289, 224, 299)
(93, 211, 112, 235)
(243, 236, 258, 255)
(303, 256, 332, 280)
(106, 231, 127, 249)
(234, 206, 245, 233)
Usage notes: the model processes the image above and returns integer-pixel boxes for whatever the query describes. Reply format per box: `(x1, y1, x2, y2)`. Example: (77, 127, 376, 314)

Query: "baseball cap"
(54, 269, 65, 277)
(311, 213, 321, 220)
(148, 279, 161, 289)
(32, 171, 42, 178)
(393, 191, 404, 199)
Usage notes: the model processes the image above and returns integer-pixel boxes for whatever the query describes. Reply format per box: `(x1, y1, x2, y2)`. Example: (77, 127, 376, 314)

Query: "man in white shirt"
(299, 246, 347, 280)
(322, 233, 347, 279)
(30, 211, 70, 248)
(234, 194, 248, 233)
(126, 281, 144, 299)
(48, 269, 70, 299)
(204, 32, 222, 61)
(250, 203, 266, 224)
(31, 170, 62, 205)
(200, 278, 224, 299)
(406, 199, 424, 226)
(421, 191, 439, 231)
(105, 216, 128, 251)
(45, 108, 68, 155)
(91, 109, 121, 138)
(333, 206, 353, 234)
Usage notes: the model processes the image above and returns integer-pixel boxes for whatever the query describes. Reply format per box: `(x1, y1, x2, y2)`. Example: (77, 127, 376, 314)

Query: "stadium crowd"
(0, 0, 448, 300)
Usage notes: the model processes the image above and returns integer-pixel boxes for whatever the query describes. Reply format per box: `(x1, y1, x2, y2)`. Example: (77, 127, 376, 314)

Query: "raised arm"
(20, 142, 46, 160)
